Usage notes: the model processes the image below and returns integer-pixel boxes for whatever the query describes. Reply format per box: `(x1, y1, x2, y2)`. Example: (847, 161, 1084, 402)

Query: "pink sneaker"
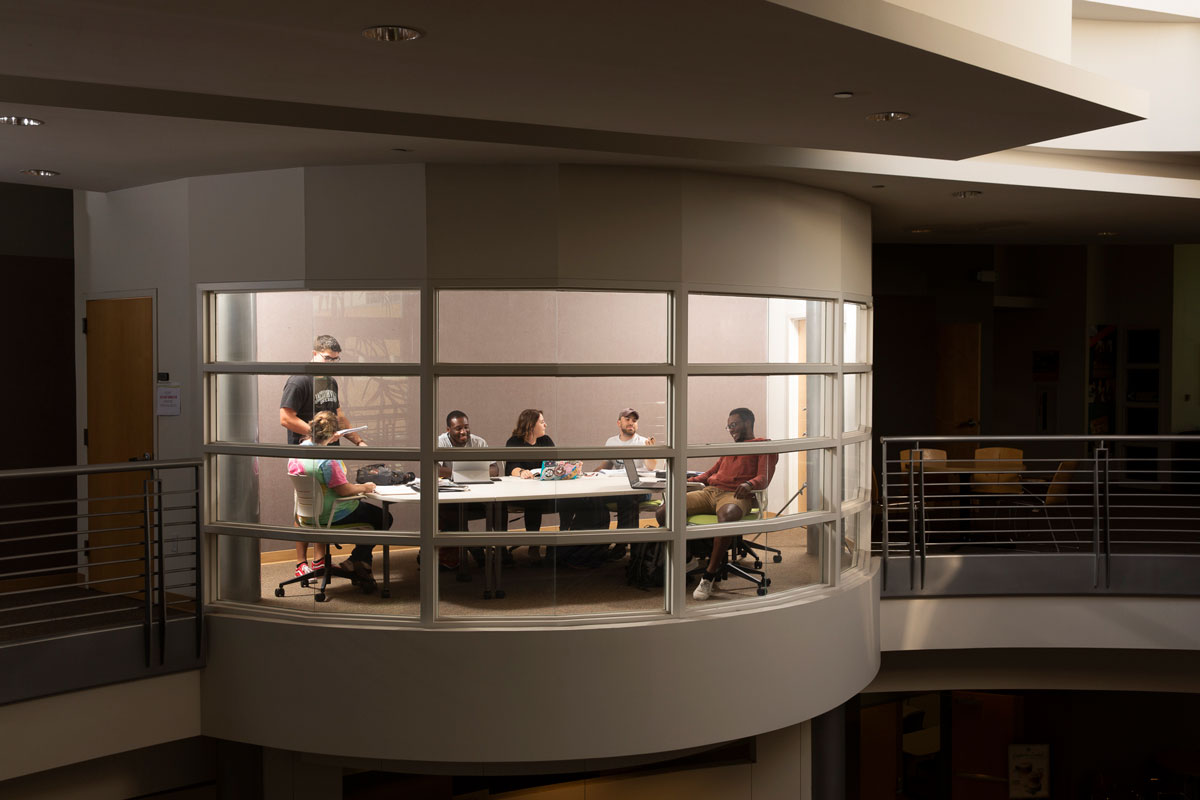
(294, 562, 315, 578)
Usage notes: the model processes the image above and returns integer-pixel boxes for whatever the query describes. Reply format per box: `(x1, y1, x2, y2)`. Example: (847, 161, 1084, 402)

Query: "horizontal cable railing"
(0, 459, 203, 667)
(876, 436, 1200, 596)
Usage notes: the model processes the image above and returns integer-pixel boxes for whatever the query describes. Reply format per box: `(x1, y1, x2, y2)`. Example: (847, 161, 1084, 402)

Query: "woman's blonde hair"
(309, 411, 340, 445)
(511, 408, 543, 440)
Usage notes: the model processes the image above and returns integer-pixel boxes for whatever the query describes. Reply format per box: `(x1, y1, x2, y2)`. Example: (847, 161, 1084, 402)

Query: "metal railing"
(0, 459, 203, 702)
(877, 436, 1200, 596)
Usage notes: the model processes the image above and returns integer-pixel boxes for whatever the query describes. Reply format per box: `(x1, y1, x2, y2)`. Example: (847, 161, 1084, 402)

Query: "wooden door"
(935, 323, 980, 460)
(85, 297, 154, 595)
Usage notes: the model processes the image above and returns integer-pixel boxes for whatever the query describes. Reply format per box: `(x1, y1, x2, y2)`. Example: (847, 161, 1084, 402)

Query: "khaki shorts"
(685, 485, 753, 518)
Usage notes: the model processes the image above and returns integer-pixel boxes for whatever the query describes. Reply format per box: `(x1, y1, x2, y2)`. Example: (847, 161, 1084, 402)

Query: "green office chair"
(685, 455, 781, 596)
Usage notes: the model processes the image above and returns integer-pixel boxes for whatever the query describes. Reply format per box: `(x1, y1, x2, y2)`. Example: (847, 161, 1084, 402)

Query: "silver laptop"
(625, 458, 665, 490)
(451, 461, 494, 484)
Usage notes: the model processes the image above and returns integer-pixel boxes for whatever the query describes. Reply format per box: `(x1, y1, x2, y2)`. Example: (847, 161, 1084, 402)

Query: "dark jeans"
(613, 494, 651, 529)
(335, 502, 391, 564)
(518, 499, 553, 532)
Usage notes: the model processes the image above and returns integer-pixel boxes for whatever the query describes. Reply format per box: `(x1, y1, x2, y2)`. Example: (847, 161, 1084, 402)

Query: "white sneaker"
(693, 576, 715, 601)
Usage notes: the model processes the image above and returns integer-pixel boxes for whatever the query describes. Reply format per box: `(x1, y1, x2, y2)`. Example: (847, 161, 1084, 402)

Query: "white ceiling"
(0, 0, 1196, 244)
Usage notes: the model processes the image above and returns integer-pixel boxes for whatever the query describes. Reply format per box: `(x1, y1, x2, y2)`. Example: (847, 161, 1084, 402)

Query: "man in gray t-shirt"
(598, 407, 658, 533)
(436, 410, 498, 479)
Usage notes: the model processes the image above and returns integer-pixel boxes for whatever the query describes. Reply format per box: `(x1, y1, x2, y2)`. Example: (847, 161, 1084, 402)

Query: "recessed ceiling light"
(867, 111, 911, 122)
(1097, 231, 1117, 237)
(951, 190, 983, 199)
(910, 227, 933, 234)
(0, 115, 43, 126)
(362, 25, 423, 42)
(833, 91, 854, 100)
(19, 168, 58, 177)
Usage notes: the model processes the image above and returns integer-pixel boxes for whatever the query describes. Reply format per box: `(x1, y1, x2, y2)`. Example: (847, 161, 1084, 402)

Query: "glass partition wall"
(203, 287, 872, 622)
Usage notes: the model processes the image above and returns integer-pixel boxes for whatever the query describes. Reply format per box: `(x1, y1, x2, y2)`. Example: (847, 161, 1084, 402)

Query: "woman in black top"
(505, 408, 554, 561)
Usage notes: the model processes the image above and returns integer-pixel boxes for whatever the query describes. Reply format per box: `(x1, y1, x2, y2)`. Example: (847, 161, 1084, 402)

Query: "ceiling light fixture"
(910, 227, 933, 234)
(362, 25, 423, 42)
(951, 190, 983, 199)
(20, 168, 59, 177)
(833, 91, 854, 99)
(0, 115, 43, 126)
(1097, 231, 1117, 237)
(867, 111, 911, 122)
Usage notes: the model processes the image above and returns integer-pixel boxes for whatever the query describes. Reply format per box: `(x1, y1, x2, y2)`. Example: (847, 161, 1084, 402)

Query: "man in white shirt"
(598, 407, 658, 534)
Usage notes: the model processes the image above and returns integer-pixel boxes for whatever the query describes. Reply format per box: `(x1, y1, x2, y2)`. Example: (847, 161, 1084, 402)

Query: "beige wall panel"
(201, 569, 879, 764)
(557, 166, 683, 283)
(188, 169, 305, 284)
(680, 173, 845, 293)
(304, 164, 427, 282)
(77, 181, 189, 294)
(840, 198, 873, 296)
(0, 671, 202, 782)
(751, 722, 807, 800)
(426, 164, 559, 281)
(75, 182, 196, 460)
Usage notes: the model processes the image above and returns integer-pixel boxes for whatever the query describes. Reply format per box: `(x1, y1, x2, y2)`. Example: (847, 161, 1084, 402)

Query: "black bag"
(626, 541, 666, 589)
(355, 463, 414, 486)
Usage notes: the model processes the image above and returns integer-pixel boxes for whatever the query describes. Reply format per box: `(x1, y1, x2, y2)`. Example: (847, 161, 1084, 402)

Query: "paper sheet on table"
(373, 485, 417, 496)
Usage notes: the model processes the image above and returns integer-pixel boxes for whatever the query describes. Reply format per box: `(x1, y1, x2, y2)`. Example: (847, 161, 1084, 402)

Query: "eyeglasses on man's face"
(317, 351, 341, 362)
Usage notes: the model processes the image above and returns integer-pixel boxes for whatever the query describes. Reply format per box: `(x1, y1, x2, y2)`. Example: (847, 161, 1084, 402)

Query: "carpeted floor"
(256, 529, 822, 618)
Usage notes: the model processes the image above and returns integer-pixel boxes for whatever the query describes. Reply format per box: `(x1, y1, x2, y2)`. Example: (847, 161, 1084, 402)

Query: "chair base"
(276, 561, 376, 602)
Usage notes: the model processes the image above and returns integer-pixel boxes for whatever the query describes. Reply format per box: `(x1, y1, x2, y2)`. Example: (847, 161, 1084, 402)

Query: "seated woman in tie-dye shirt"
(287, 411, 389, 589)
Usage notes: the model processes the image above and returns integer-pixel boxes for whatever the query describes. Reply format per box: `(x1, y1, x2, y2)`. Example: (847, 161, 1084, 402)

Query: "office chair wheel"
(315, 592, 326, 602)
(360, 580, 377, 595)
(753, 559, 763, 569)
(274, 587, 285, 597)
(380, 588, 391, 599)
(764, 578, 772, 587)
(757, 587, 767, 596)
(495, 590, 506, 599)
(772, 554, 782, 563)
(300, 578, 310, 588)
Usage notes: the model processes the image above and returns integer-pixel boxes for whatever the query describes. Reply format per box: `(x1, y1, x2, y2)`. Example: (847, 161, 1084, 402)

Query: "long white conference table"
(369, 475, 655, 598)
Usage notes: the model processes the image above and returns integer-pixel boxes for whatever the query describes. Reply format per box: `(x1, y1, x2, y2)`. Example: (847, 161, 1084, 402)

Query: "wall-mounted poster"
(1008, 744, 1049, 798)
(1087, 325, 1116, 435)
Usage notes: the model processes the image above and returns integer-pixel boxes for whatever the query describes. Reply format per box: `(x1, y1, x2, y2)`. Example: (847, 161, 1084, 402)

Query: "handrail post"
(916, 452, 927, 590)
(142, 478, 155, 667)
(154, 476, 167, 665)
(193, 464, 203, 659)
(880, 440, 889, 591)
(907, 442, 918, 590)
(1101, 445, 1111, 589)
(1091, 443, 1105, 589)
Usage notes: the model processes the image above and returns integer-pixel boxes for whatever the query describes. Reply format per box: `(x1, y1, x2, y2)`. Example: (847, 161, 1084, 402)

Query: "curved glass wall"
(204, 287, 871, 623)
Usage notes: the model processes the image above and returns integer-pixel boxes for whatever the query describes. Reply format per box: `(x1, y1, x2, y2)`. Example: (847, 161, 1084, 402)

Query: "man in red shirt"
(656, 407, 775, 600)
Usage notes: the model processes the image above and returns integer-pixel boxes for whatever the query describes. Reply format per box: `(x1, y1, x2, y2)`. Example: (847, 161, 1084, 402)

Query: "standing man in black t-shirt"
(279, 335, 368, 447)
(280, 334, 369, 578)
